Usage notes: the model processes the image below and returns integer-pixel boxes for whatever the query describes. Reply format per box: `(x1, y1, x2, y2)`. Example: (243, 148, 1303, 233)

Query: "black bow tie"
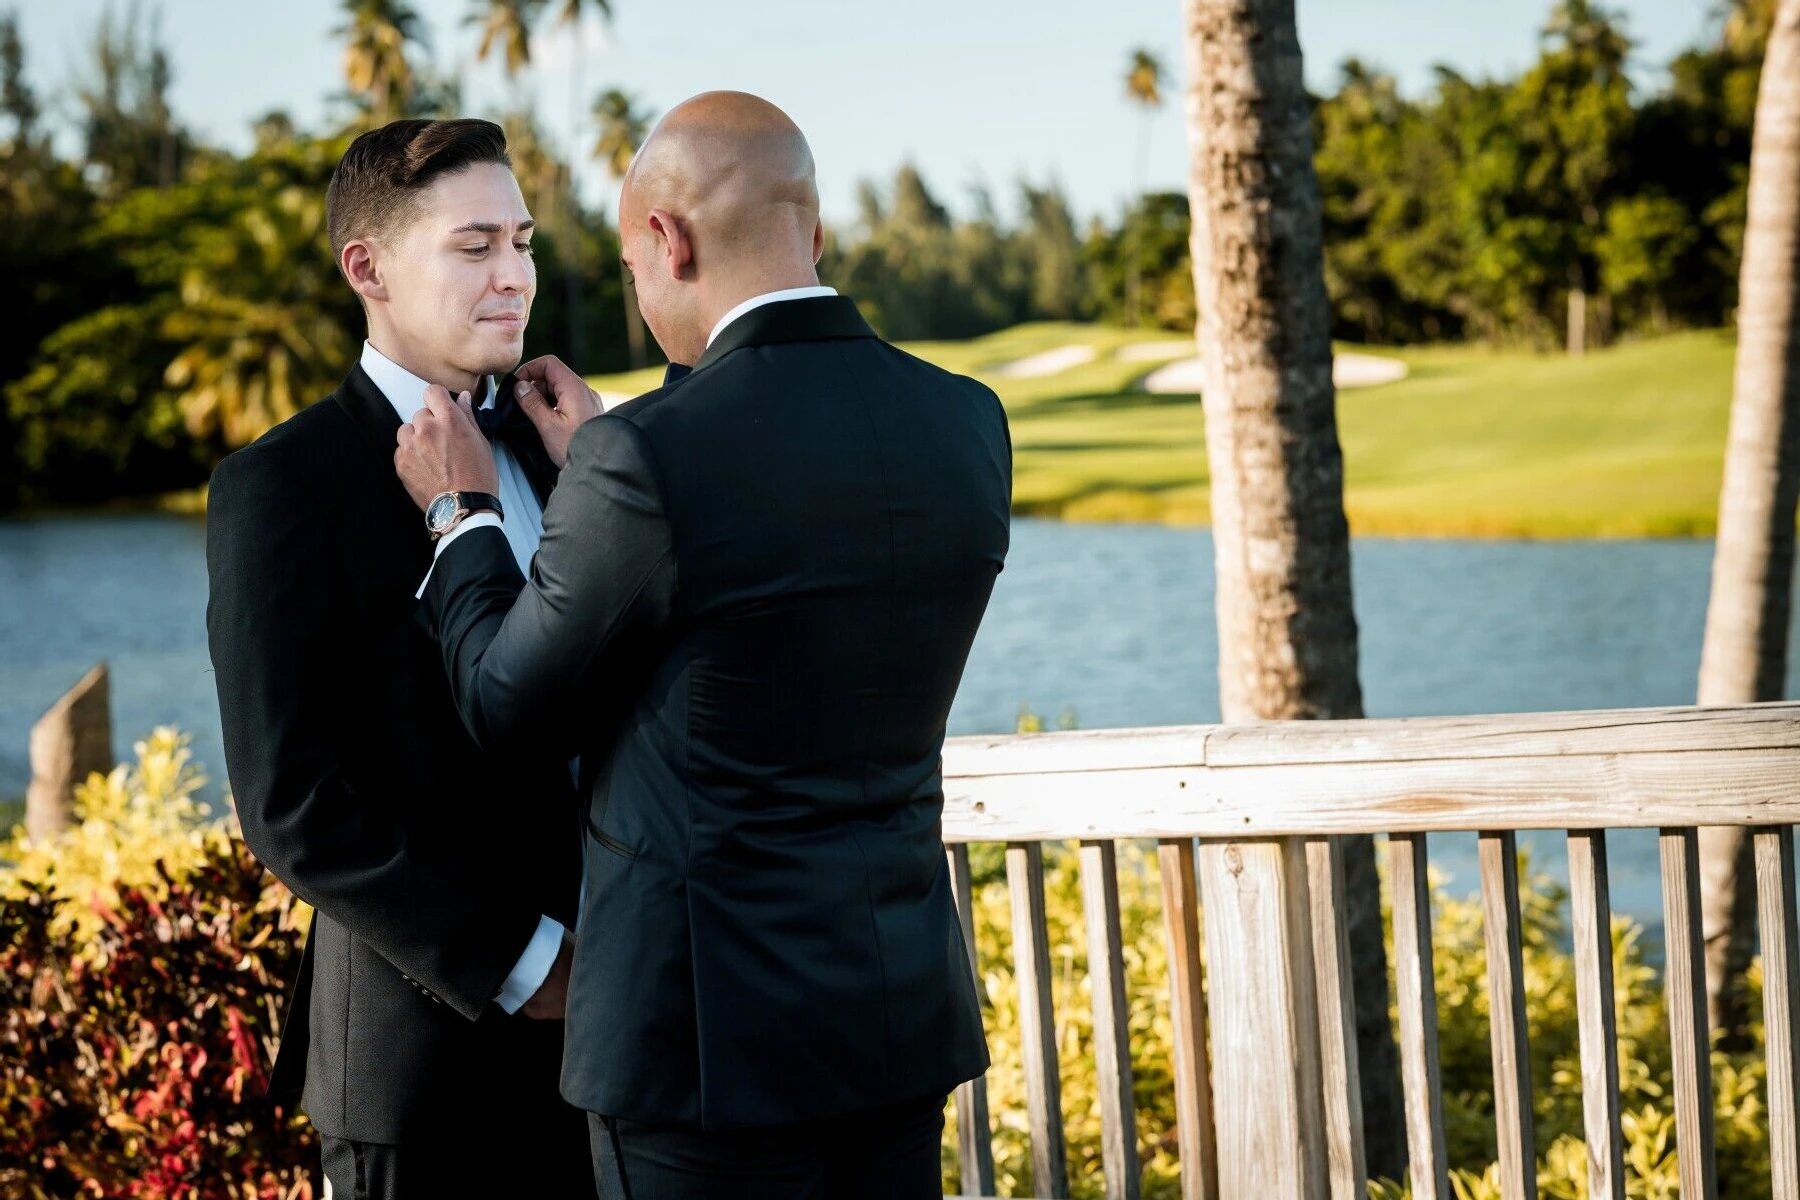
(472, 380, 519, 442)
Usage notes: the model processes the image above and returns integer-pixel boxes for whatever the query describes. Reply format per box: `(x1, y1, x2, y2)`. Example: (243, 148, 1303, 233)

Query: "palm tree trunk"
(1697, 0, 1800, 1046)
(565, 45, 586, 371)
(1183, 0, 1404, 1182)
(620, 260, 647, 369)
(1127, 113, 1152, 328)
(1567, 282, 1587, 356)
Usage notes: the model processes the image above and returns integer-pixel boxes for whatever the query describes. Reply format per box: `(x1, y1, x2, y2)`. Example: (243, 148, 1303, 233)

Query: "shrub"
(0, 731, 313, 1198)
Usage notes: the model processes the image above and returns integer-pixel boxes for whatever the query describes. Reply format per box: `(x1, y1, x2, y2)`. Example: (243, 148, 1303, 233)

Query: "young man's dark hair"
(326, 118, 512, 267)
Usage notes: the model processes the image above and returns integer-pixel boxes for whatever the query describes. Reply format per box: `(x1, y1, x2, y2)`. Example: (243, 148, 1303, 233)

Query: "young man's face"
(367, 162, 536, 381)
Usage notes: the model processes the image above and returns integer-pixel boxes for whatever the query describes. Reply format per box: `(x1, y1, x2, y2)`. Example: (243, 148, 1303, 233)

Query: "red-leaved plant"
(0, 838, 315, 1198)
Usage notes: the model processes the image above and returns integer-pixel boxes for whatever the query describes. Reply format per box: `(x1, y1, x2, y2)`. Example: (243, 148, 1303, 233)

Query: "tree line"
(0, 0, 1778, 510)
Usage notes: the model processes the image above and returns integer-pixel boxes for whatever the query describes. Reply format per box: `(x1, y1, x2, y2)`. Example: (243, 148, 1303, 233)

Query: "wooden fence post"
(1197, 837, 1329, 1199)
(25, 663, 112, 843)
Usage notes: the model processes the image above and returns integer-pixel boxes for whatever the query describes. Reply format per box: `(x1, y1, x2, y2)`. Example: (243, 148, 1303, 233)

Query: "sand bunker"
(1114, 341, 1192, 363)
(987, 344, 1099, 379)
(1140, 351, 1408, 394)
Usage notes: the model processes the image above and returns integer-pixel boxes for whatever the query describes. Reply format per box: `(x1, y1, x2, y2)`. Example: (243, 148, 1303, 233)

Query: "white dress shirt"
(707, 285, 838, 347)
(361, 340, 566, 1015)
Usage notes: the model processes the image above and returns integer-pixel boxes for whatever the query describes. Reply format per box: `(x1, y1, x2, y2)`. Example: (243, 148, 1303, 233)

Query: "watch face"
(426, 493, 459, 533)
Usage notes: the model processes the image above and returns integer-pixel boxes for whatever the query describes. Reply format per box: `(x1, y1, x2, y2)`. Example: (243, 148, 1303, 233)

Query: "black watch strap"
(455, 491, 504, 521)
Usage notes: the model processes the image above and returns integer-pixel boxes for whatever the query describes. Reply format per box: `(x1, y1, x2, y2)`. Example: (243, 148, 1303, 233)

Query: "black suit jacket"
(423, 295, 1009, 1129)
(206, 364, 582, 1143)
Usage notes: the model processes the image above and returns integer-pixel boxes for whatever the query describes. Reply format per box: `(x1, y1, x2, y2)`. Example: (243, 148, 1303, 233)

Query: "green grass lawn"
(586, 323, 1740, 538)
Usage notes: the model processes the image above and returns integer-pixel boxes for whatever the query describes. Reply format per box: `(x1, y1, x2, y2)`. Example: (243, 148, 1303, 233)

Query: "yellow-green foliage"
(951, 844, 1774, 1199)
(1, 728, 230, 951)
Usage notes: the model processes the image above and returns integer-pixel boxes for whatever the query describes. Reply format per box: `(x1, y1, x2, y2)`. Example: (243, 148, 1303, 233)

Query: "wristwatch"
(425, 491, 504, 540)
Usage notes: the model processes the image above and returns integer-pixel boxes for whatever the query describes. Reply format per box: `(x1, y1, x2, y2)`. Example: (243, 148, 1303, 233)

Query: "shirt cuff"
(416, 512, 504, 599)
(495, 913, 566, 1014)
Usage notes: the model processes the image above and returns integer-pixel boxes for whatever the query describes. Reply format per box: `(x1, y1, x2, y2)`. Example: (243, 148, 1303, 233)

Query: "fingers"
(420, 385, 475, 426)
(515, 378, 555, 435)
(516, 355, 587, 407)
(421, 384, 455, 419)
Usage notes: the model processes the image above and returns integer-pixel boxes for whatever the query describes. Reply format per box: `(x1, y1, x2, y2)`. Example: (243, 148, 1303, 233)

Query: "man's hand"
(520, 935, 573, 1020)
(394, 386, 501, 511)
(514, 355, 602, 469)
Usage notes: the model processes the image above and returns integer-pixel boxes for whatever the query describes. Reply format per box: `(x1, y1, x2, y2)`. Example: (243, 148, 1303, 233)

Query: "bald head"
(625, 92, 818, 234)
(619, 92, 826, 365)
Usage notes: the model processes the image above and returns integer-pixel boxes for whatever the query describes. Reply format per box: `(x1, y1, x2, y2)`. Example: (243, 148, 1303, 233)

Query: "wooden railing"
(939, 702, 1800, 1200)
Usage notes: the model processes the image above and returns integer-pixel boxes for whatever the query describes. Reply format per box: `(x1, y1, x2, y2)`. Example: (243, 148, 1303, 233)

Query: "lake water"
(3, 513, 1796, 935)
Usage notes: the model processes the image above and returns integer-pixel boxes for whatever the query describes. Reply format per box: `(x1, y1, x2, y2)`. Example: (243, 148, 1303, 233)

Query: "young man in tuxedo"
(206, 119, 594, 1198)
(394, 92, 1009, 1198)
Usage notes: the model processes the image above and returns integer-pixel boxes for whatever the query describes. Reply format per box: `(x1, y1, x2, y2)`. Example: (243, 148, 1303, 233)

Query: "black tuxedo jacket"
(423, 295, 1010, 1129)
(206, 364, 583, 1143)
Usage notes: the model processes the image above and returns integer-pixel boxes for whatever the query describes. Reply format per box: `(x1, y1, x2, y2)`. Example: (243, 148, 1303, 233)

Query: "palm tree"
(1182, 0, 1403, 1185)
(593, 87, 653, 368)
(466, 0, 549, 80)
(546, 0, 612, 371)
(552, 0, 613, 142)
(1123, 47, 1165, 328)
(1696, 0, 1800, 1046)
(334, 0, 428, 128)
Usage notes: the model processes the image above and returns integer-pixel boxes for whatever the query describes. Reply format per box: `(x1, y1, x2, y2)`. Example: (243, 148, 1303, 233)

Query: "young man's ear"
(341, 240, 388, 303)
(646, 209, 692, 282)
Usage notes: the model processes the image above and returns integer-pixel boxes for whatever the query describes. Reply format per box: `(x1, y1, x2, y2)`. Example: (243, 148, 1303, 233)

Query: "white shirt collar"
(706, 286, 838, 349)
(360, 340, 498, 423)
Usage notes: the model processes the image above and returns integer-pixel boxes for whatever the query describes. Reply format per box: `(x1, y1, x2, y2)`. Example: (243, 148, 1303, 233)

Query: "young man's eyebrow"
(447, 219, 536, 235)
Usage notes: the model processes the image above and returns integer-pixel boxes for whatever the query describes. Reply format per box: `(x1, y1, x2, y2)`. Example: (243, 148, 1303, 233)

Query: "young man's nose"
(493, 249, 533, 292)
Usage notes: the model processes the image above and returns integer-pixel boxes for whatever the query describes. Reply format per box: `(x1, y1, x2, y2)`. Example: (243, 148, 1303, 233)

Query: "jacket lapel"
(332, 364, 435, 584)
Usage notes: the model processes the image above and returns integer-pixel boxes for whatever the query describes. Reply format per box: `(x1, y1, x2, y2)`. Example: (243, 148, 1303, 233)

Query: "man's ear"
(341, 239, 388, 303)
(646, 209, 692, 281)
(811, 219, 824, 266)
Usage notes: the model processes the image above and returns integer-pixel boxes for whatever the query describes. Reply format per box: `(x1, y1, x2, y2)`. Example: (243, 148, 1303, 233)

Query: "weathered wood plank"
(1197, 839, 1328, 1200)
(1755, 828, 1800, 1200)
(947, 845, 996, 1198)
(1659, 827, 1720, 1200)
(941, 702, 1800, 777)
(1388, 834, 1450, 1200)
(25, 662, 111, 844)
(1158, 837, 1220, 1200)
(1007, 841, 1069, 1198)
(942, 748, 1800, 842)
(1567, 830, 1626, 1200)
(1478, 831, 1536, 1200)
(1305, 836, 1367, 1200)
(1080, 841, 1142, 1200)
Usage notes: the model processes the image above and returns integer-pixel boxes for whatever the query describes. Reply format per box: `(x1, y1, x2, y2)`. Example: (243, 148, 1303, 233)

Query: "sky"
(13, 0, 1727, 229)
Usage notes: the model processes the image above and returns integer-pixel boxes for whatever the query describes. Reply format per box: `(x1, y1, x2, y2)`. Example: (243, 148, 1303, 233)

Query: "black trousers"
(320, 1104, 595, 1199)
(586, 1093, 947, 1200)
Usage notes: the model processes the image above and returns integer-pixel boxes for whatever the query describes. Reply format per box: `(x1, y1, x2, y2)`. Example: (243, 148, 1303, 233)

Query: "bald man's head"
(618, 91, 825, 365)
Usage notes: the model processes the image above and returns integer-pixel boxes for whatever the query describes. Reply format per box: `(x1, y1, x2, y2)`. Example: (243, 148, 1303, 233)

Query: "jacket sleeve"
(206, 446, 542, 1021)
(424, 414, 676, 759)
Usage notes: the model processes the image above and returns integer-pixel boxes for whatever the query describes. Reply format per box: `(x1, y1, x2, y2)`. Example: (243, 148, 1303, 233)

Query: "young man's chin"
(469, 326, 528, 374)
